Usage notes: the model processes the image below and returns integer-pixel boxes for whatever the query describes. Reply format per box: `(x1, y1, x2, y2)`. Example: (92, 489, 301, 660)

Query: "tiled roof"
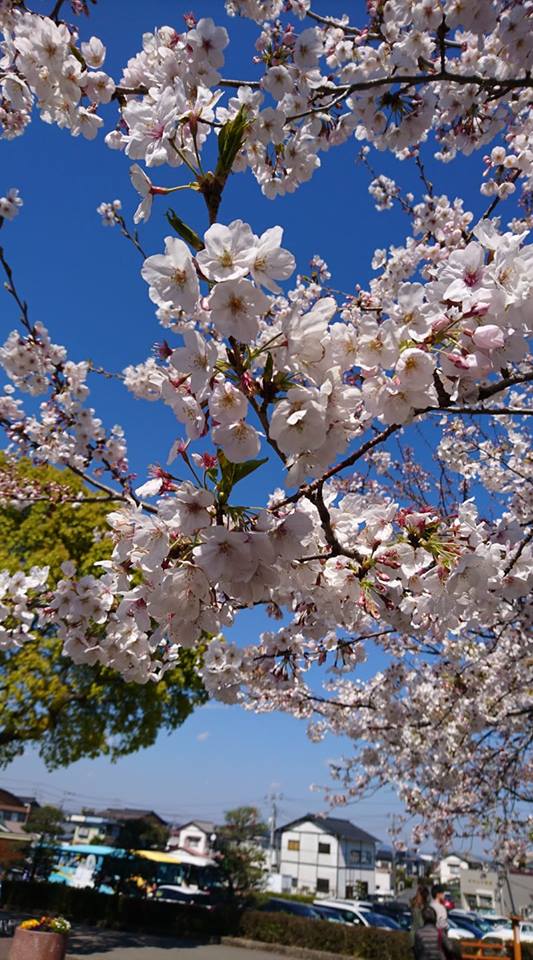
(278, 813, 380, 844)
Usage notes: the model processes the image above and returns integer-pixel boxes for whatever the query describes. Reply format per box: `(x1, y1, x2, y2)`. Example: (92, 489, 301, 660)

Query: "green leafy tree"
(114, 817, 169, 852)
(0, 456, 207, 767)
(215, 806, 268, 897)
(26, 804, 64, 880)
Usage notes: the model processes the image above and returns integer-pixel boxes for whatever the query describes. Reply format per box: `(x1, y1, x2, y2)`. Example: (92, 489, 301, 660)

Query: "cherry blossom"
(0, 0, 532, 863)
(141, 237, 200, 315)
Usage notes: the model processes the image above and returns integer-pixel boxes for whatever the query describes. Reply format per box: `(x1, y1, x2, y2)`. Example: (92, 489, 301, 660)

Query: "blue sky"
(0, 1, 496, 843)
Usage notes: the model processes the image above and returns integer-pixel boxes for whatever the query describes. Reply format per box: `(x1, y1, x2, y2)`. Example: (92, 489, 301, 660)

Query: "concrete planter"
(9, 927, 67, 960)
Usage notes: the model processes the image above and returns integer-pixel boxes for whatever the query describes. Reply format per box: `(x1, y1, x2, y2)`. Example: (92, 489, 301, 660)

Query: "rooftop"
(99, 808, 167, 825)
(277, 814, 380, 845)
(0, 788, 28, 811)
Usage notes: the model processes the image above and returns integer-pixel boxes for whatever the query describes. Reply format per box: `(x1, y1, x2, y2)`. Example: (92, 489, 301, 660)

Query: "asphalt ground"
(0, 928, 288, 960)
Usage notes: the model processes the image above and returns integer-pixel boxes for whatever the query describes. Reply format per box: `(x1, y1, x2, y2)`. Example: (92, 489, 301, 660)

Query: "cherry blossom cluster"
(0, 564, 48, 650)
(0, 8, 112, 140)
(0, 316, 129, 478)
(0, 186, 21, 220)
(0, 453, 89, 509)
(0, 0, 532, 861)
(2, 1, 533, 199)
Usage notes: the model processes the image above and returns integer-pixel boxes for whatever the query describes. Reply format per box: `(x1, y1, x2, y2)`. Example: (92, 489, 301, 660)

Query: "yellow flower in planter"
(19, 915, 71, 933)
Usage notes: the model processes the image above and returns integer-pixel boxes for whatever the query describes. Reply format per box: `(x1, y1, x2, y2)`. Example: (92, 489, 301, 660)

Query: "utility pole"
(267, 791, 282, 872)
(391, 814, 398, 896)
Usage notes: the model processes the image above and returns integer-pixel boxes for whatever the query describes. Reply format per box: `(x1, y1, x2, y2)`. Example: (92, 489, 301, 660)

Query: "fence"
(460, 940, 515, 959)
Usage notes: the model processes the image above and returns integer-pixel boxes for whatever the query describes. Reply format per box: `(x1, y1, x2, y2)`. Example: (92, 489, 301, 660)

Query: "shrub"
(1, 880, 239, 938)
(238, 909, 412, 960)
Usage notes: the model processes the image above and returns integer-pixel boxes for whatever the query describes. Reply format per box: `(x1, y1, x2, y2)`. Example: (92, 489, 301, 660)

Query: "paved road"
(0, 930, 288, 960)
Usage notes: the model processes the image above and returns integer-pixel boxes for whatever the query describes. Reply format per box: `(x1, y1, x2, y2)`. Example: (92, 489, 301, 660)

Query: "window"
(185, 835, 200, 847)
(345, 885, 353, 899)
(350, 848, 373, 865)
(318, 842, 331, 855)
(287, 839, 300, 851)
(291, 877, 297, 888)
(316, 878, 330, 893)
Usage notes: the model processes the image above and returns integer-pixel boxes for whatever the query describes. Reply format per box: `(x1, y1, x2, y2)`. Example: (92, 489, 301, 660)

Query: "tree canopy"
(0, 456, 206, 767)
(215, 806, 268, 896)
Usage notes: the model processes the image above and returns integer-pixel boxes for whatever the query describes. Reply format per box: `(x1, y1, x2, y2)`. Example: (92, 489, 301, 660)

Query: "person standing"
(414, 906, 455, 959)
(430, 884, 449, 931)
(411, 884, 430, 943)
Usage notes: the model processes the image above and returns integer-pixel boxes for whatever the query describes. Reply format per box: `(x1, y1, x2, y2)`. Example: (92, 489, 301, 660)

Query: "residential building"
(64, 813, 114, 846)
(97, 808, 167, 844)
(460, 868, 533, 917)
(167, 820, 216, 856)
(0, 788, 31, 825)
(439, 853, 482, 886)
(375, 847, 394, 896)
(374, 847, 431, 897)
(274, 814, 379, 897)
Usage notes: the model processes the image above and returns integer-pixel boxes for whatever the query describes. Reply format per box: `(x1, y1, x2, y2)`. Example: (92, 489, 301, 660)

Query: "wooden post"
(510, 915, 522, 960)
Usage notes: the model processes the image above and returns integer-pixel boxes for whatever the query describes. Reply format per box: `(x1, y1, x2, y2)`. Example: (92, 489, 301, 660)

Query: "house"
(0, 819, 38, 871)
(0, 788, 32, 825)
(460, 868, 533, 917)
(439, 853, 483, 886)
(274, 814, 379, 898)
(374, 847, 431, 897)
(64, 813, 114, 846)
(167, 820, 216, 856)
(97, 808, 167, 844)
(375, 847, 394, 896)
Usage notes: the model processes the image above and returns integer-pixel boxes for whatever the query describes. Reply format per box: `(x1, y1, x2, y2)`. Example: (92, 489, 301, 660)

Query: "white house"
(274, 814, 379, 898)
(375, 847, 394, 896)
(439, 853, 482, 886)
(167, 820, 216, 856)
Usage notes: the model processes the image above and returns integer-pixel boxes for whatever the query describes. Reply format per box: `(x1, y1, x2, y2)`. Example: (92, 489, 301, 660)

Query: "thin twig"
(0, 246, 34, 335)
(66, 465, 157, 514)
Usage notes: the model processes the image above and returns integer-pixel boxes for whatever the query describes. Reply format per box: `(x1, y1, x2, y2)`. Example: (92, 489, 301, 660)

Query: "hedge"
(0, 880, 238, 938)
(239, 909, 413, 960)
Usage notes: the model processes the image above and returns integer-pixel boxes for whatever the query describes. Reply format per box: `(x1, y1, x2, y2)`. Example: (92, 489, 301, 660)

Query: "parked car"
(446, 917, 475, 941)
(152, 885, 211, 907)
(313, 899, 401, 931)
(482, 921, 533, 945)
(372, 902, 412, 930)
(363, 911, 403, 931)
(443, 891, 456, 910)
(313, 904, 351, 924)
(260, 898, 324, 920)
(477, 915, 512, 929)
(448, 912, 484, 938)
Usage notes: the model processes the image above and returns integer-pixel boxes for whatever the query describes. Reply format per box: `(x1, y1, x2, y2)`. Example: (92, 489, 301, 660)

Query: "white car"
(312, 899, 400, 931)
(446, 918, 475, 941)
(314, 898, 374, 912)
(482, 921, 533, 944)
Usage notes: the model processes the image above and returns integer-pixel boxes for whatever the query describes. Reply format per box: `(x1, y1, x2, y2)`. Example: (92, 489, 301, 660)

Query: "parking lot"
(0, 930, 288, 960)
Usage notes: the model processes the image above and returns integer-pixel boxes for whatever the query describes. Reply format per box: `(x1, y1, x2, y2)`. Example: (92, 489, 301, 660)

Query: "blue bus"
(48, 843, 120, 893)
(48, 843, 220, 897)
